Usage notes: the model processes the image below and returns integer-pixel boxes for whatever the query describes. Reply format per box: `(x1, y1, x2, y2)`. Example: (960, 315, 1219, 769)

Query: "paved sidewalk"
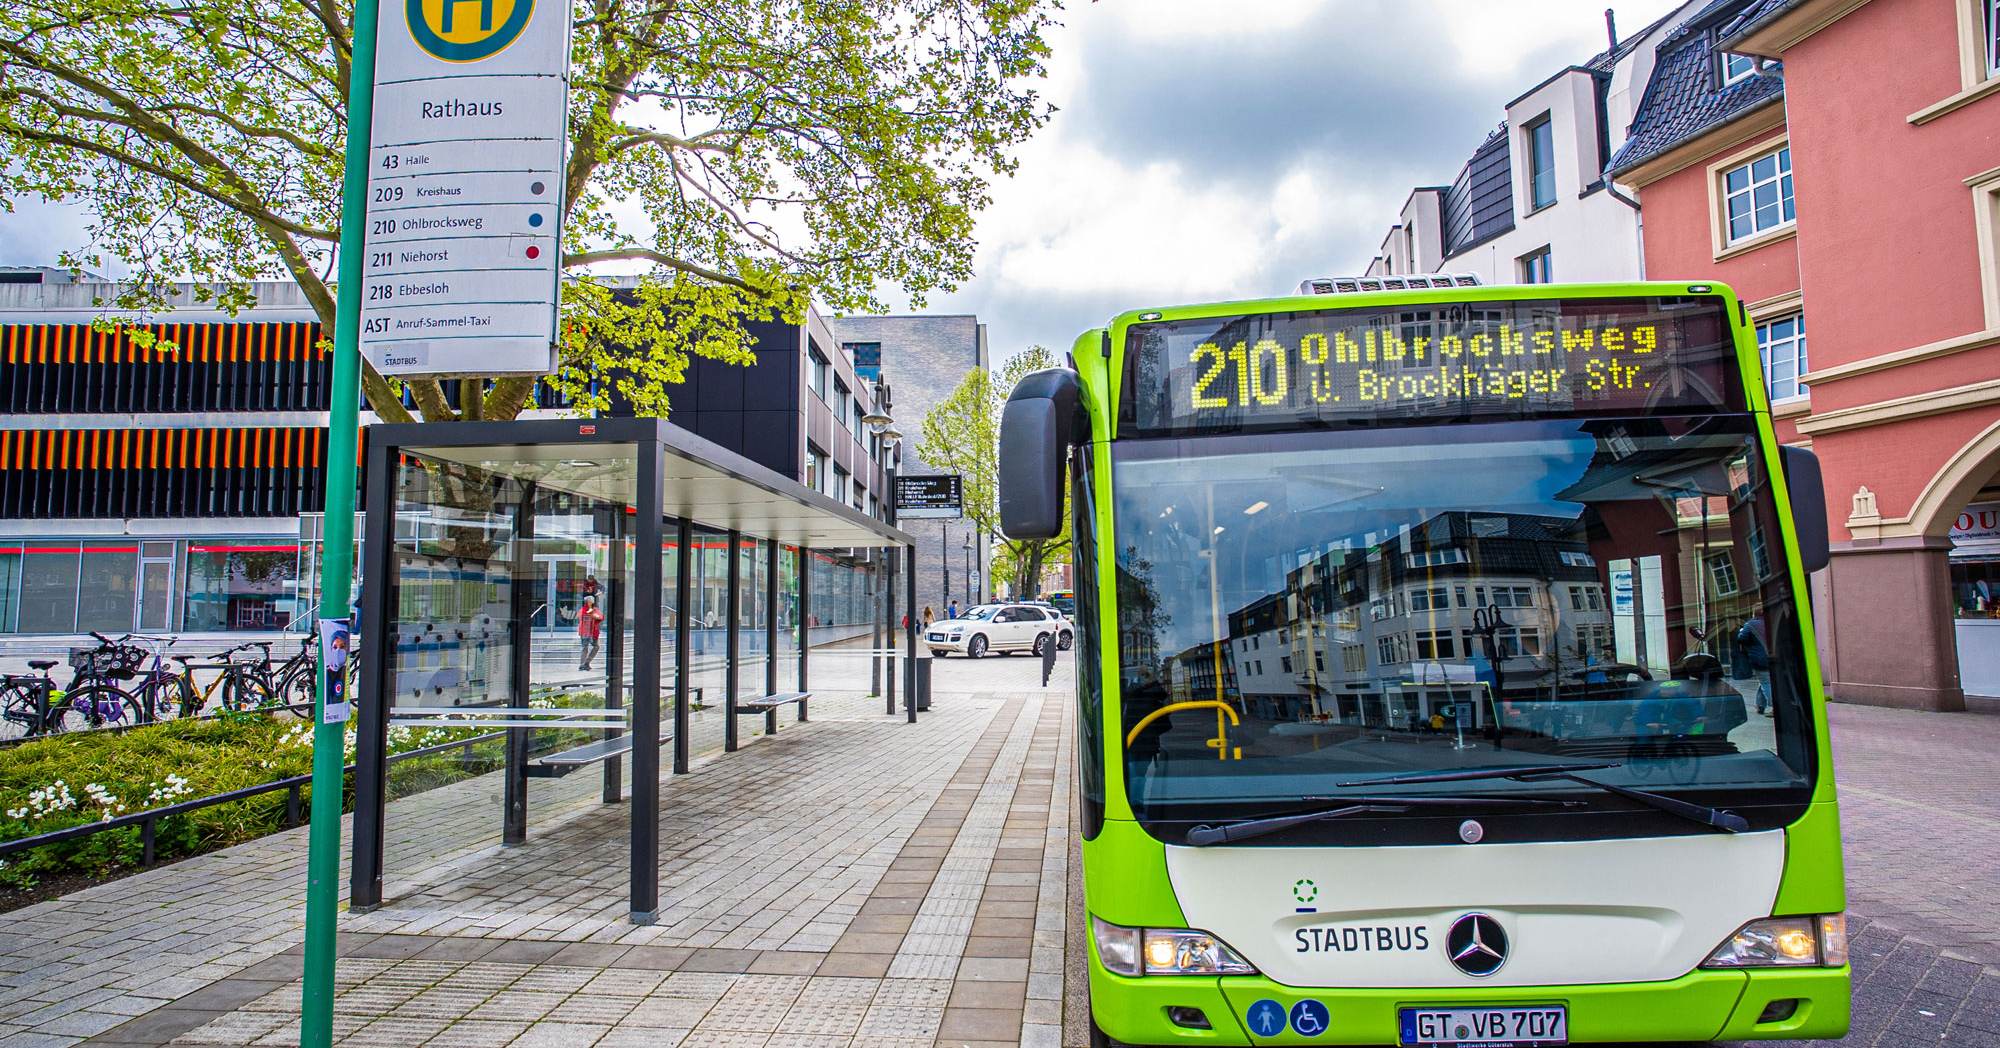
(5, 650, 2000, 1047)
(0, 651, 1079, 1048)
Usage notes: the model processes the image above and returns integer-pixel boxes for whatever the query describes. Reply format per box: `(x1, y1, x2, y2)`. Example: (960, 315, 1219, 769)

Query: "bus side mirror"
(999, 368, 1085, 541)
(1779, 445, 1830, 574)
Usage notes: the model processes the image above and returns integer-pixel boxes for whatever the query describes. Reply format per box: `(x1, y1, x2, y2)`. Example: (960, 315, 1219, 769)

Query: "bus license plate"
(1399, 1006, 1567, 1047)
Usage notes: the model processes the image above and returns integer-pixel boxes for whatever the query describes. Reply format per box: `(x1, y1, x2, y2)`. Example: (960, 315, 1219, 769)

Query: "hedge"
(0, 695, 600, 889)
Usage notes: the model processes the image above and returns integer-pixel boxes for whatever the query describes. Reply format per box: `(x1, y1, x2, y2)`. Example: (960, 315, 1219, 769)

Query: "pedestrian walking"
(947, 599, 959, 620)
(1041, 626, 1058, 687)
(923, 606, 935, 628)
(1736, 613, 1771, 715)
(576, 595, 605, 671)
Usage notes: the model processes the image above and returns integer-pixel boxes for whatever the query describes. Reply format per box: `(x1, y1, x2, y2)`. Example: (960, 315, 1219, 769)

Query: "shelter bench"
(735, 691, 809, 713)
(528, 724, 675, 779)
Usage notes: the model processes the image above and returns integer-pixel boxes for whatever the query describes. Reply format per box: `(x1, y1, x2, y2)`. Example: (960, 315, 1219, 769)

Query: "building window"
(1409, 586, 1450, 612)
(1723, 146, 1794, 243)
(1407, 548, 1468, 568)
(834, 380, 851, 430)
(1706, 550, 1741, 597)
(1558, 550, 1595, 567)
(831, 464, 848, 501)
(806, 446, 826, 493)
(1569, 584, 1604, 611)
(1519, 246, 1554, 284)
(808, 346, 830, 400)
(1342, 645, 1366, 673)
(1721, 52, 1756, 85)
(1989, 0, 2000, 77)
(1525, 116, 1556, 210)
(1757, 313, 1809, 400)
(1414, 628, 1457, 660)
(17, 547, 81, 633)
(845, 342, 882, 384)
(1575, 623, 1614, 659)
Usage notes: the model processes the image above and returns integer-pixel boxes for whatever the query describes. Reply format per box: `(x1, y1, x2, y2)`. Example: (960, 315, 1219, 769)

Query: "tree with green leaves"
(917, 343, 1066, 598)
(0, 0, 1060, 421)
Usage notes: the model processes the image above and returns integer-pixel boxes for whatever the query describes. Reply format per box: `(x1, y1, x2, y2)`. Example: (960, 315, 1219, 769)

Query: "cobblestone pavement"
(4, 653, 2000, 1047)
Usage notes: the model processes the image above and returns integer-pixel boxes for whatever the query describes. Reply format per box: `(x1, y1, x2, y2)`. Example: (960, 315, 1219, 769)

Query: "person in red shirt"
(576, 594, 605, 671)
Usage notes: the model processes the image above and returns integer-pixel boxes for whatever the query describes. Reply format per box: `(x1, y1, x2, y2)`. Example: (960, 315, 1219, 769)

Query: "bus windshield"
(1110, 413, 1816, 838)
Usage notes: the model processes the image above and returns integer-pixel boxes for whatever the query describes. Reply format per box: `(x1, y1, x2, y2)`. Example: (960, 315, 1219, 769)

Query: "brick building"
(1607, 0, 2000, 711)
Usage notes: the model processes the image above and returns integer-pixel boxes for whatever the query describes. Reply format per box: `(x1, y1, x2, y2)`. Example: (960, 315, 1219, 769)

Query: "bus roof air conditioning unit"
(1296, 274, 1481, 295)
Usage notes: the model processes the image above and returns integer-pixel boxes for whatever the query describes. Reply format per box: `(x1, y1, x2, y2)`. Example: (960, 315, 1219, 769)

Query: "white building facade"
(1366, 5, 1697, 285)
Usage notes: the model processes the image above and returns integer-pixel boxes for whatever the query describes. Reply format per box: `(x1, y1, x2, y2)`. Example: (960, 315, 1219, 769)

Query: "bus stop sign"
(357, 0, 571, 376)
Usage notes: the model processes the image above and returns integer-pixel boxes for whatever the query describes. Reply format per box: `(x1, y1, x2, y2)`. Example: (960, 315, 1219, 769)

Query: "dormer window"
(1721, 52, 1756, 85)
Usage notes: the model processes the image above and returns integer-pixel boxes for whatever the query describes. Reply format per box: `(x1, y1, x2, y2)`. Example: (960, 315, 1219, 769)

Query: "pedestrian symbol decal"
(1289, 998, 1330, 1037)
(1246, 998, 1286, 1037)
(407, 0, 534, 63)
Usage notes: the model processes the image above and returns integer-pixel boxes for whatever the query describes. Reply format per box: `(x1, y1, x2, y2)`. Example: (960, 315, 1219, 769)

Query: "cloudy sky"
(902, 0, 1690, 367)
(0, 0, 1690, 370)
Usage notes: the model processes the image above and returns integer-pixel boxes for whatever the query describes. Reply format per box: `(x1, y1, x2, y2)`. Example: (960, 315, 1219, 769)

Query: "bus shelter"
(348, 418, 917, 924)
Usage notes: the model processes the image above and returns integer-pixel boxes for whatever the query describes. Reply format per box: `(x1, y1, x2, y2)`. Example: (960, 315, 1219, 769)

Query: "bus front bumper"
(1089, 963, 1849, 1045)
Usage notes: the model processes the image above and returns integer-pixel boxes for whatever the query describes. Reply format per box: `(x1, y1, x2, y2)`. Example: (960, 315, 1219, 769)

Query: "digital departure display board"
(1123, 296, 1739, 435)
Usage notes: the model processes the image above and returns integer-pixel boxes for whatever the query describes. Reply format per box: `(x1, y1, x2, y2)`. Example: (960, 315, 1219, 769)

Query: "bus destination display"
(1126, 297, 1737, 433)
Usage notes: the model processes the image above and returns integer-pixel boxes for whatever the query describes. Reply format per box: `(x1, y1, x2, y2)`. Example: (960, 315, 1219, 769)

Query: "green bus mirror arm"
(1000, 368, 1086, 541)
(1780, 445, 1831, 574)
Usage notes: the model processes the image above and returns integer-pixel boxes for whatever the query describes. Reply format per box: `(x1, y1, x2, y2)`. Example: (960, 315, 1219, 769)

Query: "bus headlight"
(1703, 914, 1847, 968)
(1092, 916, 1257, 976)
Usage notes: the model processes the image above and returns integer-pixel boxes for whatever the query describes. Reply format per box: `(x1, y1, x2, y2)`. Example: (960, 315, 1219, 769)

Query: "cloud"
(924, 0, 1694, 371)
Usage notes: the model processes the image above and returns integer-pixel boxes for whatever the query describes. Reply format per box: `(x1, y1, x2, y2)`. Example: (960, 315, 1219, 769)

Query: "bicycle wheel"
(0, 683, 47, 740)
(136, 674, 198, 722)
(221, 670, 275, 711)
(275, 664, 318, 710)
(45, 686, 143, 734)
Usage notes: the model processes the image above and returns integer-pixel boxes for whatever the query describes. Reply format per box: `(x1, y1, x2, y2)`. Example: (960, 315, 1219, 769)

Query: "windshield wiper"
(1184, 795, 1580, 847)
(1337, 764, 1750, 834)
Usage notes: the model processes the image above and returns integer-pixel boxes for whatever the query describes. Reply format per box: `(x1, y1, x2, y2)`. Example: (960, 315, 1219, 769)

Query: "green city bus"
(998, 280, 1848, 1046)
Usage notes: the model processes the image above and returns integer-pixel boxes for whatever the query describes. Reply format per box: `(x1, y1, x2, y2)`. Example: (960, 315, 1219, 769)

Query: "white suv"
(927, 603, 1074, 659)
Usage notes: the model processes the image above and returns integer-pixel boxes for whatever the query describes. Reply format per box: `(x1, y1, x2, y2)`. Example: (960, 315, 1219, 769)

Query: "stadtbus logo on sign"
(408, 0, 535, 63)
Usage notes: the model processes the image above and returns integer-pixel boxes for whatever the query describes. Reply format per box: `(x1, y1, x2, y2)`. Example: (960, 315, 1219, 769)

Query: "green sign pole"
(301, 0, 381, 1039)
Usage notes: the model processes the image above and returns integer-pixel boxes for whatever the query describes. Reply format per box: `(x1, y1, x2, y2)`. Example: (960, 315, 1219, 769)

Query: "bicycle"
(0, 639, 145, 738)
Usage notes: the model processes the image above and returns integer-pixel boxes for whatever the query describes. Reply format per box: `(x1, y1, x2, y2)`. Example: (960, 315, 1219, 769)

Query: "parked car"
(928, 603, 1073, 658)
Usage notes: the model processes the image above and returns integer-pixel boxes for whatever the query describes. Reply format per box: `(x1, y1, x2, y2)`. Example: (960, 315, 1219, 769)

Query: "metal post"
(724, 529, 740, 752)
(884, 550, 896, 712)
(765, 541, 779, 702)
(941, 522, 949, 616)
(673, 517, 692, 776)
(870, 550, 884, 701)
(303, 0, 380, 1031)
(503, 483, 537, 845)
(904, 543, 918, 723)
(349, 431, 393, 910)
(603, 514, 625, 803)
(631, 440, 663, 924)
(794, 549, 809, 733)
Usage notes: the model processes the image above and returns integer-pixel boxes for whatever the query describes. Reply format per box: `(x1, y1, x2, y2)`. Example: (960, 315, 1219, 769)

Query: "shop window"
(1757, 313, 1809, 401)
(77, 546, 139, 634)
(0, 550, 18, 632)
(182, 543, 301, 631)
(18, 546, 81, 634)
(1723, 146, 1794, 243)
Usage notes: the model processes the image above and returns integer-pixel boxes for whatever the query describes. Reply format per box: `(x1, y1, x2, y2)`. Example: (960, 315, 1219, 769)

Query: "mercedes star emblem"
(1446, 913, 1509, 977)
